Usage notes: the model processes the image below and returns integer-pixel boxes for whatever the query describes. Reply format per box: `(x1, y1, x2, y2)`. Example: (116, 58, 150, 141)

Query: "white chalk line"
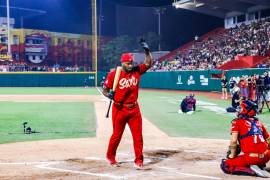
(0, 155, 222, 180)
(84, 156, 156, 164)
(36, 162, 126, 180)
(0, 159, 127, 179)
(158, 166, 221, 180)
(0, 161, 58, 165)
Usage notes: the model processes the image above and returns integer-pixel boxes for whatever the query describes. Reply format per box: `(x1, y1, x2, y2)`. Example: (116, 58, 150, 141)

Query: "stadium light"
(173, 0, 204, 8)
(173, 0, 192, 8)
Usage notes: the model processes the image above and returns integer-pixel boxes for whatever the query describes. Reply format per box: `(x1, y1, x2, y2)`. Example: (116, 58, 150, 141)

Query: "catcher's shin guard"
(220, 159, 231, 174)
(220, 159, 257, 177)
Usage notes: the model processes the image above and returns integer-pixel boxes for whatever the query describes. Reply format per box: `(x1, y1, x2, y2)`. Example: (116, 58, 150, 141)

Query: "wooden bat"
(106, 66, 122, 118)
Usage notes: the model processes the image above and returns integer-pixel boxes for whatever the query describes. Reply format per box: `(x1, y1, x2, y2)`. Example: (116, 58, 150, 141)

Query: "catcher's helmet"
(238, 100, 258, 117)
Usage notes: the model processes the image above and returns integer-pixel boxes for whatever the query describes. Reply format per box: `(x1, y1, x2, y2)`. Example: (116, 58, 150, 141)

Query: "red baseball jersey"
(231, 118, 269, 153)
(103, 64, 148, 104)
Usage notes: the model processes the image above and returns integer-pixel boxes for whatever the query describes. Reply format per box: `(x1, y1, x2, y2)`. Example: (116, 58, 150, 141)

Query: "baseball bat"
(106, 66, 122, 118)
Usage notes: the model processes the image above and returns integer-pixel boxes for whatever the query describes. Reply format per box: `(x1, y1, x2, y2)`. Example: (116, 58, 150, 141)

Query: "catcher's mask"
(237, 100, 258, 117)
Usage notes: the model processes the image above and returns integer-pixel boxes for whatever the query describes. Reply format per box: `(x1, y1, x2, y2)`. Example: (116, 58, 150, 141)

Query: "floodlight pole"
(99, 0, 104, 37)
(92, 0, 98, 86)
(6, 0, 11, 60)
(154, 7, 166, 52)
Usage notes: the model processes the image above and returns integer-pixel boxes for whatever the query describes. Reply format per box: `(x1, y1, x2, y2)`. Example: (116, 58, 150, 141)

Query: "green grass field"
(1, 87, 270, 144)
(0, 87, 97, 144)
(139, 90, 270, 140)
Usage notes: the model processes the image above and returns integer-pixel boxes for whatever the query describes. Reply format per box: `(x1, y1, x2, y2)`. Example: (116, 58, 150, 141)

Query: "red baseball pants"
(106, 103, 143, 163)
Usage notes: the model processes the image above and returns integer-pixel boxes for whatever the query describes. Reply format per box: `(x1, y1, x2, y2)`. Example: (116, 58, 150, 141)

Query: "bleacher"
(151, 18, 270, 72)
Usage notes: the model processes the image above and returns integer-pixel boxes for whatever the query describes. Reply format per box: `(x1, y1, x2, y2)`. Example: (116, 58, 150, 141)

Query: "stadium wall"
(0, 72, 96, 87)
(140, 68, 270, 91)
(140, 70, 221, 91)
(0, 68, 268, 88)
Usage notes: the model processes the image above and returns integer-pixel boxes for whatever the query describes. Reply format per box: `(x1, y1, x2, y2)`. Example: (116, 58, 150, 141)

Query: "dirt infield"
(0, 93, 264, 179)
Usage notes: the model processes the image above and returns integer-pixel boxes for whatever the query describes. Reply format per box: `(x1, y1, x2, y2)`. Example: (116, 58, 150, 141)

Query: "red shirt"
(103, 64, 148, 104)
(231, 118, 269, 154)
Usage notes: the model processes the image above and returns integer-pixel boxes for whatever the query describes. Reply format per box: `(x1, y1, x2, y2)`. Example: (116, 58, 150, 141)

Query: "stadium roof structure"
(108, 0, 173, 7)
(110, 0, 270, 18)
(172, 0, 270, 18)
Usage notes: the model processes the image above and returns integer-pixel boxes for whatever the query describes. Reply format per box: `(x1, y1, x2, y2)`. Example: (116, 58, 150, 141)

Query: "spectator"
(221, 75, 228, 99)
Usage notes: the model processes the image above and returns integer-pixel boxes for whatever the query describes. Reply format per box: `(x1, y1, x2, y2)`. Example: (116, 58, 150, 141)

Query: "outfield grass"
(0, 87, 99, 95)
(139, 90, 270, 140)
(1, 87, 270, 143)
(0, 101, 95, 144)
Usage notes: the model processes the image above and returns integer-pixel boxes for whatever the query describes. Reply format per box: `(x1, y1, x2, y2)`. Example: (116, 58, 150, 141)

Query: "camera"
(256, 75, 265, 91)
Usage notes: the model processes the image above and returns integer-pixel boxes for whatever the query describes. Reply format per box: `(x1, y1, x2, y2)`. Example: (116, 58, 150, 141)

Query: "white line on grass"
(158, 166, 221, 180)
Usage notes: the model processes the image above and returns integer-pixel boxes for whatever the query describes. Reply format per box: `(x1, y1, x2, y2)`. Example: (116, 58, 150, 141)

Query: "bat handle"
(106, 100, 113, 118)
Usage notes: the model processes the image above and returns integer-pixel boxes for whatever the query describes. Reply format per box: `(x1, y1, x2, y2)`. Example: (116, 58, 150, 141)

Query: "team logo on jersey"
(119, 76, 138, 89)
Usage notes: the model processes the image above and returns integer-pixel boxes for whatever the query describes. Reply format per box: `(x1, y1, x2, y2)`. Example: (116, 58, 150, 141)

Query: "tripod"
(256, 87, 270, 113)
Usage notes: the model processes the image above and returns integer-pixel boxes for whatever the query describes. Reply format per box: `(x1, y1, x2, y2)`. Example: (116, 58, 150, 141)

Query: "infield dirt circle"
(0, 94, 265, 179)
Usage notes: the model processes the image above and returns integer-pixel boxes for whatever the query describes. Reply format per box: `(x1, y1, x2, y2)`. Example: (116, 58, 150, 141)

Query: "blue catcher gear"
(238, 100, 258, 117)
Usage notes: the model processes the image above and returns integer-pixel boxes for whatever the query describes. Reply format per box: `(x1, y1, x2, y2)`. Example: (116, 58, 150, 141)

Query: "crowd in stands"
(150, 18, 270, 71)
(0, 63, 90, 72)
(225, 72, 270, 113)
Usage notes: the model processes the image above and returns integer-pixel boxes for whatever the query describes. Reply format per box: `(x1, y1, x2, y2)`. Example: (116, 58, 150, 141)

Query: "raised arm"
(140, 39, 153, 69)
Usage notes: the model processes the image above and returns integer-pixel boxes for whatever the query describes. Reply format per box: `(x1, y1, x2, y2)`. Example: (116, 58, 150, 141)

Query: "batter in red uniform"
(221, 100, 270, 177)
(102, 41, 153, 169)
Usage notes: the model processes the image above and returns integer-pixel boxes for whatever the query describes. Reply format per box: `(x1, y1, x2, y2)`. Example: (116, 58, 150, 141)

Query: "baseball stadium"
(1, 0, 270, 179)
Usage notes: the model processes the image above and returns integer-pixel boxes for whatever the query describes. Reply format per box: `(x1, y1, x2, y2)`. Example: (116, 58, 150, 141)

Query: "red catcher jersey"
(231, 118, 270, 153)
(103, 64, 148, 104)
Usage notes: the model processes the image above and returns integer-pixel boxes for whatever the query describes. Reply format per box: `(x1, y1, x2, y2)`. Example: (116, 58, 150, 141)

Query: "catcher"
(221, 100, 270, 177)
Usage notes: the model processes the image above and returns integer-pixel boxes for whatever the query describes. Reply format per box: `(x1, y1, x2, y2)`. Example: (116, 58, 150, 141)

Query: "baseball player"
(102, 40, 153, 169)
(221, 100, 270, 177)
(178, 94, 196, 114)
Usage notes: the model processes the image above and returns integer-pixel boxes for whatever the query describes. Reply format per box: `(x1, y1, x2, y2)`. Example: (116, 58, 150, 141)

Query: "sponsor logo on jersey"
(119, 76, 138, 89)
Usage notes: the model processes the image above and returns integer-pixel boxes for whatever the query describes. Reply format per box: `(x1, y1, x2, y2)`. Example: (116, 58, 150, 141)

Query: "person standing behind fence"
(250, 75, 257, 101)
(239, 76, 248, 99)
(221, 76, 228, 99)
(229, 77, 236, 97)
(263, 72, 270, 108)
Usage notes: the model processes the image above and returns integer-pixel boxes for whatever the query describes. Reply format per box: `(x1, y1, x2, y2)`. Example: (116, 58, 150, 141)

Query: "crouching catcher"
(221, 100, 270, 177)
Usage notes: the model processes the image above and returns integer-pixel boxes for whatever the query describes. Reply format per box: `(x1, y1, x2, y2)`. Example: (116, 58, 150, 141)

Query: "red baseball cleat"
(106, 157, 120, 167)
(134, 161, 143, 170)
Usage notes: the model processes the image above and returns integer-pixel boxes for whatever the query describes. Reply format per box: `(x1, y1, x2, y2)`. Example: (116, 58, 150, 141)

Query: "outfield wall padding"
(139, 68, 270, 91)
(0, 68, 268, 89)
(0, 73, 96, 87)
(140, 70, 221, 91)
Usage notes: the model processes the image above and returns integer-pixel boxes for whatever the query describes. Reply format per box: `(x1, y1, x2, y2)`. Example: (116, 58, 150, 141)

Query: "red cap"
(120, 53, 134, 63)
